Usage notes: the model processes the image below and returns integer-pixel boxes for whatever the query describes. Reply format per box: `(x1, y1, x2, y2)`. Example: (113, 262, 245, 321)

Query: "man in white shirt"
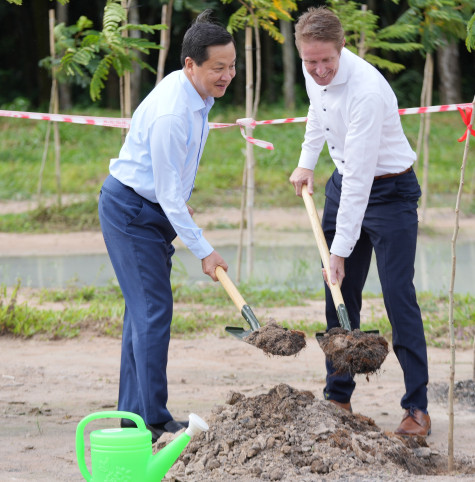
(289, 7, 431, 437)
(98, 11, 235, 442)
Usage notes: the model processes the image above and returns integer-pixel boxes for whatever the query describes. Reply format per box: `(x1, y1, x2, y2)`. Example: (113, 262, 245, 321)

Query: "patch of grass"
(0, 197, 99, 233)
(1, 281, 473, 348)
(1, 106, 473, 233)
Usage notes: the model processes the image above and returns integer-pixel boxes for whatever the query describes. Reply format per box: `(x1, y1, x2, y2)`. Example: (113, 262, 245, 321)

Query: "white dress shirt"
(110, 70, 214, 260)
(298, 47, 416, 257)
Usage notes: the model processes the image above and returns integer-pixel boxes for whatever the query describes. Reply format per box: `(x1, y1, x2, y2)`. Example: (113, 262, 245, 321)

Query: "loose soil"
(245, 321, 307, 357)
(317, 327, 390, 375)
(1, 205, 475, 481)
(1, 336, 475, 481)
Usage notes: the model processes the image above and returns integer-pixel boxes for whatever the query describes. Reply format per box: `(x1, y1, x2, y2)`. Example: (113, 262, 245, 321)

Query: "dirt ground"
(1, 204, 475, 480)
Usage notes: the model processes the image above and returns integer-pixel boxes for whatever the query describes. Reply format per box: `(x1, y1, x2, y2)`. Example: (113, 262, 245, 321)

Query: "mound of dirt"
(160, 384, 451, 481)
(317, 327, 389, 375)
(245, 321, 306, 357)
(428, 379, 475, 407)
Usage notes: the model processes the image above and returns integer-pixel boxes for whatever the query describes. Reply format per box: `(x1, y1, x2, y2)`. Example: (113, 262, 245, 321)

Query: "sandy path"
(0, 335, 474, 481)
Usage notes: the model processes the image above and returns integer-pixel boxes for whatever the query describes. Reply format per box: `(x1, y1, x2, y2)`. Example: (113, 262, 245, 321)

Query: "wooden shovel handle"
(301, 185, 345, 309)
(215, 266, 246, 311)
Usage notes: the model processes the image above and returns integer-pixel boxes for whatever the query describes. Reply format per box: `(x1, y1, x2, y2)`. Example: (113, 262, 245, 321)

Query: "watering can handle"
(76, 411, 146, 482)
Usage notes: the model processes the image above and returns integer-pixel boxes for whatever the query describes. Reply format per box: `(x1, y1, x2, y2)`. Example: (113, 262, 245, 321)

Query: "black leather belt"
(374, 167, 412, 181)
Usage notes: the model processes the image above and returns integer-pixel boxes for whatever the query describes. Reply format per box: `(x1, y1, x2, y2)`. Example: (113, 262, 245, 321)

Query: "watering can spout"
(146, 413, 209, 481)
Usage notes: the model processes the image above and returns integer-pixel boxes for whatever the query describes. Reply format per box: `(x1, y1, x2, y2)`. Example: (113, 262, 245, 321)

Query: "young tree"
(328, 0, 421, 74)
(221, 0, 300, 279)
(396, 0, 474, 222)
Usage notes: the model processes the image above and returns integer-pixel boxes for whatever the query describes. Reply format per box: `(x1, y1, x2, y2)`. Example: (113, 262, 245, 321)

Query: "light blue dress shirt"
(110, 70, 215, 259)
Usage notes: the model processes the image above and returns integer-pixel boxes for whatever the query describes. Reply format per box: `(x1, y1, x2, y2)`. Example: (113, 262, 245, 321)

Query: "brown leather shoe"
(328, 399, 352, 413)
(395, 408, 431, 436)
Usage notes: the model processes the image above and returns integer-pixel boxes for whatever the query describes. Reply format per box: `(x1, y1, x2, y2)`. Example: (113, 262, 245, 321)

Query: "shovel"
(301, 185, 379, 337)
(215, 266, 261, 340)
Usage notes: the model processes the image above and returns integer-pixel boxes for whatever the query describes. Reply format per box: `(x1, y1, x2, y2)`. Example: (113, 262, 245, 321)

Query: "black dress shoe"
(147, 419, 188, 443)
(120, 418, 137, 428)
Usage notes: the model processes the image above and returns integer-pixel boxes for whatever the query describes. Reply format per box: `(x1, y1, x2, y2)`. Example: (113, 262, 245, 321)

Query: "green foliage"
(467, 11, 475, 51)
(328, 0, 422, 73)
(396, 0, 473, 53)
(222, 0, 300, 43)
(57, 0, 165, 101)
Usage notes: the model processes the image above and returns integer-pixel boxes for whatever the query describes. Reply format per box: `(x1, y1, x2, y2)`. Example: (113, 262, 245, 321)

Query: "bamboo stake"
(447, 95, 475, 472)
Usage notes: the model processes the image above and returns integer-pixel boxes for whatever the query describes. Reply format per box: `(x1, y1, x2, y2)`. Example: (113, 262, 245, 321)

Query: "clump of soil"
(317, 327, 389, 375)
(244, 321, 306, 356)
(160, 384, 459, 481)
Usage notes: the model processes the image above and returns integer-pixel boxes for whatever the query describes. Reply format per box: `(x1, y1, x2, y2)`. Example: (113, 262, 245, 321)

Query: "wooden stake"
(447, 95, 475, 472)
(245, 25, 255, 278)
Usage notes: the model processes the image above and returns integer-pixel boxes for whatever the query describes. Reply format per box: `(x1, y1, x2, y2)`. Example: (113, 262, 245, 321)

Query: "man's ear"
(184, 56, 194, 72)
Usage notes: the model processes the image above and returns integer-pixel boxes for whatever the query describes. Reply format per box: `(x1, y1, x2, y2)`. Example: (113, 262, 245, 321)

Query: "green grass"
(0, 105, 473, 232)
(1, 280, 473, 347)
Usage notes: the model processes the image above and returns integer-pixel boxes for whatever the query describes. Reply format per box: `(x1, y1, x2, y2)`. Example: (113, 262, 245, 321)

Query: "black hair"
(180, 10, 235, 67)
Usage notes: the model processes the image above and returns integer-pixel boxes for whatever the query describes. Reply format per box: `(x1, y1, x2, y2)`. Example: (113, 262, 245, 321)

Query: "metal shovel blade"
(225, 326, 253, 339)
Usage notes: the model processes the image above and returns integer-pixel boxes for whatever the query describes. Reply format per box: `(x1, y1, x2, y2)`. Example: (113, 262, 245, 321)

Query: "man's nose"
(221, 69, 234, 81)
(315, 64, 326, 77)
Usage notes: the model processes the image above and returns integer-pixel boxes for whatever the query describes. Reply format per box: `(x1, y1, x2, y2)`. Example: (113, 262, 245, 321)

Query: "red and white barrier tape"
(1, 101, 473, 149)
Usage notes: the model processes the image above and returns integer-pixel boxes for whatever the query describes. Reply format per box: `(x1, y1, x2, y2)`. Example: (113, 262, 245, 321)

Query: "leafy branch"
(57, 0, 166, 101)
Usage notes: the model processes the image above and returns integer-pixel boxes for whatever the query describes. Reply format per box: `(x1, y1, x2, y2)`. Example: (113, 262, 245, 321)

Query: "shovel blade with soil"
(301, 185, 388, 374)
(216, 267, 306, 357)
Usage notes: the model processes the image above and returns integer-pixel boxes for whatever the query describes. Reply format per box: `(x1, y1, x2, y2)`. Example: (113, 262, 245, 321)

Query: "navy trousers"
(98, 175, 177, 425)
(321, 169, 429, 411)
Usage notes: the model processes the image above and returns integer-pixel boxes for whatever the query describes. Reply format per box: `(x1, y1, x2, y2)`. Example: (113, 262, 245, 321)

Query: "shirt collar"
(328, 47, 350, 88)
(179, 70, 215, 114)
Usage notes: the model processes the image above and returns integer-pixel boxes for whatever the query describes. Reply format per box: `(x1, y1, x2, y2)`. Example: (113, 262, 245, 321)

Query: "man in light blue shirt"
(98, 11, 236, 442)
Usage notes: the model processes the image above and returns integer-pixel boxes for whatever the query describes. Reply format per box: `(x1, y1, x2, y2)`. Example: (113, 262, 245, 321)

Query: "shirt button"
(331, 146, 335, 150)
(323, 108, 327, 112)
(326, 128, 329, 131)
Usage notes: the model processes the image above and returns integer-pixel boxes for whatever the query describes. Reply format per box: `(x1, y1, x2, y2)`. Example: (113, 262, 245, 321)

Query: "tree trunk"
(437, 40, 462, 104)
(419, 52, 434, 224)
(55, 2, 72, 110)
(128, 0, 142, 110)
(252, 18, 261, 118)
(120, 0, 131, 142)
(245, 25, 255, 278)
(262, 29, 276, 103)
(156, 0, 173, 84)
(280, 19, 295, 111)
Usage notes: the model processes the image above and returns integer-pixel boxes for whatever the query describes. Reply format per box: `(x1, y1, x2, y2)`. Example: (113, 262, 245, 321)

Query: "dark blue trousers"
(321, 169, 429, 411)
(98, 175, 177, 425)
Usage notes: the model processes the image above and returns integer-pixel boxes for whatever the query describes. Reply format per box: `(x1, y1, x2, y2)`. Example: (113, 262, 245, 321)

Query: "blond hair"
(295, 7, 345, 51)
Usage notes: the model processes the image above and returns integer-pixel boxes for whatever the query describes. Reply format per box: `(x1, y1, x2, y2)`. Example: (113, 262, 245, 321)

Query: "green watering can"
(76, 411, 208, 481)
